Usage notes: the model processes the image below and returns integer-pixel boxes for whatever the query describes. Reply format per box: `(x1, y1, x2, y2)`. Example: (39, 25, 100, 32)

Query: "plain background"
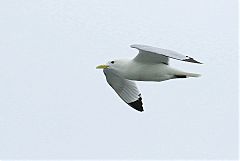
(0, 0, 238, 160)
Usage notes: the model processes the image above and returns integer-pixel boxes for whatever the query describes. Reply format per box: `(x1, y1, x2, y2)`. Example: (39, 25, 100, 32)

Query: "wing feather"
(103, 69, 143, 112)
(131, 44, 202, 64)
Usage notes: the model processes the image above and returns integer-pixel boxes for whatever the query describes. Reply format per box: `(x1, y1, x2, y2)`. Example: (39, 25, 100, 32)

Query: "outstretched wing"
(131, 44, 202, 64)
(103, 68, 143, 112)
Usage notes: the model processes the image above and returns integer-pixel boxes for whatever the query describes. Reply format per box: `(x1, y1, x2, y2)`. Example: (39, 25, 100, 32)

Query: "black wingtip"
(184, 57, 203, 64)
(127, 97, 144, 112)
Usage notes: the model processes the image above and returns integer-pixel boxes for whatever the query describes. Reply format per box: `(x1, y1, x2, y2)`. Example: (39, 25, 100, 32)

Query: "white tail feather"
(185, 72, 201, 77)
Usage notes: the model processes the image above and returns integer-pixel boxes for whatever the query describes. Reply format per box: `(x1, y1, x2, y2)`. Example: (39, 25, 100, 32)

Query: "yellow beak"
(96, 64, 109, 69)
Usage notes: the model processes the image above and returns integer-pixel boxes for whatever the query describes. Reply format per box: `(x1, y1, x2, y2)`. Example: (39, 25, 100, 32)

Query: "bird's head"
(96, 60, 126, 71)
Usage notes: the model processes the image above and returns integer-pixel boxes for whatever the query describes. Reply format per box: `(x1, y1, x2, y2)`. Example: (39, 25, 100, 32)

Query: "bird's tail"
(173, 71, 201, 78)
(185, 72, 201, 77)
(169, 67, 201, 78)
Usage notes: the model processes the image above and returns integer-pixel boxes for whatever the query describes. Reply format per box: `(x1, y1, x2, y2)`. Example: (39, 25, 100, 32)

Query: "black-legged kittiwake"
(96, 44, 202, 112)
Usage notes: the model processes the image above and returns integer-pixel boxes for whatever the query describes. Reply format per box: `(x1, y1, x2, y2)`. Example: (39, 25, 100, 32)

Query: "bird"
(96, 44, 202, 112)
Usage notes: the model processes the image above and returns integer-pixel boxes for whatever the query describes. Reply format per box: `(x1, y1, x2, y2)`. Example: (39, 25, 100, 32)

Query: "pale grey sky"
(0, 0, 238, 160)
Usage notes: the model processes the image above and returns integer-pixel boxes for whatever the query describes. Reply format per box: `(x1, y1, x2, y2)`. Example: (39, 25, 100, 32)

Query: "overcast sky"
(0, 0, 238, 160)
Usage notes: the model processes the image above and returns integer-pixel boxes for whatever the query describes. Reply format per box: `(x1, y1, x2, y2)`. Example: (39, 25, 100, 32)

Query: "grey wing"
(131, 44, 202, 64)
(103, 68, 143, 112)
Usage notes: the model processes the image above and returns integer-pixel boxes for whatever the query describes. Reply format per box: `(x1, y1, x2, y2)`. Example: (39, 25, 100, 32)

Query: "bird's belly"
(124, 64, 174, 82)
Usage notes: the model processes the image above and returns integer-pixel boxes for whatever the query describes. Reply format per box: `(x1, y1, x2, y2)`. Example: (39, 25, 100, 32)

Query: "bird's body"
(97, 44, 202, 112)
(113, 59, 198, 82)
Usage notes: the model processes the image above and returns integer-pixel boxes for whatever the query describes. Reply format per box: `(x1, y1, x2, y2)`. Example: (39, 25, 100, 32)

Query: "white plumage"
(97, 44, 202, 112)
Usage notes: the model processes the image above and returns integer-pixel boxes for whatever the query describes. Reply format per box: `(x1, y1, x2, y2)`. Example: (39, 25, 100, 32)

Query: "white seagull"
(96, 44, 202, 112)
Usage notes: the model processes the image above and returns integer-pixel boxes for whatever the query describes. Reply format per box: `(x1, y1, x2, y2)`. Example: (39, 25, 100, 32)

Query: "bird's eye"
(111, 61, 115, 64)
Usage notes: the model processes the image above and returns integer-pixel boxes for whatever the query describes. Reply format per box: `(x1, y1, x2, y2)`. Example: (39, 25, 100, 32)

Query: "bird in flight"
(96, 44, 202, 112)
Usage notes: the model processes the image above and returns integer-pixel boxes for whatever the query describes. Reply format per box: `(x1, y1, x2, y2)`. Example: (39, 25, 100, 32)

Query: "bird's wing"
(103, 68, 143, 112)
(131, 44, 202, 64)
